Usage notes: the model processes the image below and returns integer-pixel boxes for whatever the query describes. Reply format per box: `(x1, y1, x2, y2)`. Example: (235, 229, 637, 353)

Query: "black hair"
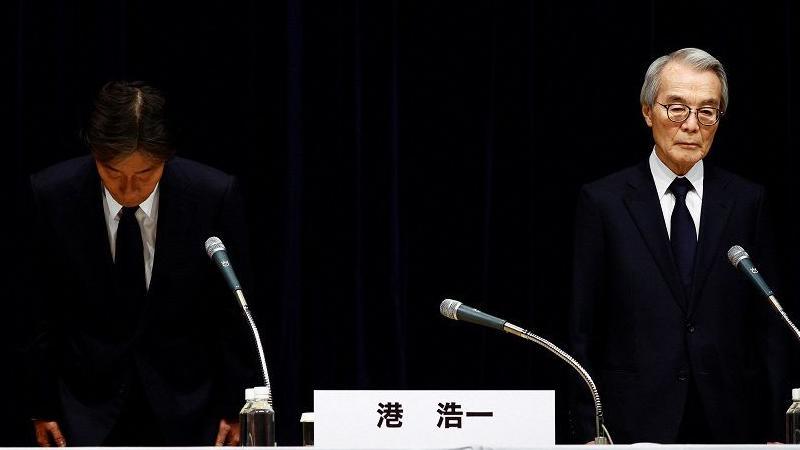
(85, 81, 175, 163)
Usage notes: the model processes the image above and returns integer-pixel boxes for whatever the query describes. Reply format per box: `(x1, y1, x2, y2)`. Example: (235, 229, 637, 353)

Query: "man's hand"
(215, 418, 241, 446)
(33, 420, 66, 447)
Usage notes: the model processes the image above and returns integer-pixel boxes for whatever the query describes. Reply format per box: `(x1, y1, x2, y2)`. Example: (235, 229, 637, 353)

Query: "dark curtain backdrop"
(4, 0, 800, 445)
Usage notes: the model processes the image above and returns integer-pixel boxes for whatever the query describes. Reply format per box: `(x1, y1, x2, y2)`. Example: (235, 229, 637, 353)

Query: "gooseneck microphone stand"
(728, 245, 800, 344)
(440, 299, 611, 444)
(206, 237, 273, 405)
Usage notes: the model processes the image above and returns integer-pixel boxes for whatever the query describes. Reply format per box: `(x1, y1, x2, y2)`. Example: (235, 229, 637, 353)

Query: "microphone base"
(594, 437, 609, 445)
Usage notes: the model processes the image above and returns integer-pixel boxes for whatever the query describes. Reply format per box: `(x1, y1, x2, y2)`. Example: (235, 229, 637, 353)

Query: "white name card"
(313, 390, 554, 447)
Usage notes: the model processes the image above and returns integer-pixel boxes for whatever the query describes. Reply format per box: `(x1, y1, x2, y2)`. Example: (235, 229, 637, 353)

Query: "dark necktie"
(115, 206, 146, 304)
(669, 177, 697, 292)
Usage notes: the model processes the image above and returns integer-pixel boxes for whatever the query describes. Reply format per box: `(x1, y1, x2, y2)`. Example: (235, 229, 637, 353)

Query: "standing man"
(569, 48, 788, 443)
(26, 81, 258, 446)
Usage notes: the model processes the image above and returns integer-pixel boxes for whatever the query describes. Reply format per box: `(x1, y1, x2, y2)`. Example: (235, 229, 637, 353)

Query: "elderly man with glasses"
(568, 48, 789, 444)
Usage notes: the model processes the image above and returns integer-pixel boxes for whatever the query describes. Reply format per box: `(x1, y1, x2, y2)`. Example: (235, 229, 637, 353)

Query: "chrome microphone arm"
(766, 294, 800, 343)
(234, 289, 273, 406)
(502, 322, 611, 445)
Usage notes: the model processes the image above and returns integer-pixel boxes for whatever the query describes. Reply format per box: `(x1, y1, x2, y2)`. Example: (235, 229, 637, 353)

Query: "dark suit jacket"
(569, 160, 789, 443)
(25, 155, 258, 445)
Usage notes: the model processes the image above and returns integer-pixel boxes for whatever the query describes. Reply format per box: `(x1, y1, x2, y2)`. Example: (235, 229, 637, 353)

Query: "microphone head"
(205, 236, 226, 258)
(727, 245, 749, 267)
(440, 298, 462, 320)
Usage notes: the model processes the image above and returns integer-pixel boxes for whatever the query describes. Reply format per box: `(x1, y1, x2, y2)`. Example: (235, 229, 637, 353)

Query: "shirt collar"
(104, 183, 160, 220)
(648, 148, 704, 199)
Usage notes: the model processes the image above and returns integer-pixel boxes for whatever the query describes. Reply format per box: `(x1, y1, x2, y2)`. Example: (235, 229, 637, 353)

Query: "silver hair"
(640, 48, 728, 111)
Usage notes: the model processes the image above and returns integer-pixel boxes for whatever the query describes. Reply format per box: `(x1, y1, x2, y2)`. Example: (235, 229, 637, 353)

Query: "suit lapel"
(623, 161, 689, 314)
(148, 160, 194, 297)
(689, 165, 733, 317)
(76, 160, 115, 278)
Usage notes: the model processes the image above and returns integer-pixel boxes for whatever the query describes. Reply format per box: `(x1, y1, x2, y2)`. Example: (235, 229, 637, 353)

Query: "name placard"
(313, 390, 554, 447)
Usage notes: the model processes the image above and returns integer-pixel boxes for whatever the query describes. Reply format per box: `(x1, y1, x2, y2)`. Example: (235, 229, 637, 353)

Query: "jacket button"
(678, 370, 689, 382)
(686, 322, 695, 333)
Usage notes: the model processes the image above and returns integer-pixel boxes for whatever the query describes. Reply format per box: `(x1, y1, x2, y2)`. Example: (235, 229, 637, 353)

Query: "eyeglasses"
(655, 102, 724, 126)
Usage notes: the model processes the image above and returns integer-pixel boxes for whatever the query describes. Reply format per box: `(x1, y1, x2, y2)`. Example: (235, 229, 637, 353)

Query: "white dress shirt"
(102, 184, 160, 290)
(648, 149, 703, 238)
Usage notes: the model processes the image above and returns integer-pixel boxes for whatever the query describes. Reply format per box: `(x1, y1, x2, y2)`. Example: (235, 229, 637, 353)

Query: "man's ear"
(642, 104, 653, 127)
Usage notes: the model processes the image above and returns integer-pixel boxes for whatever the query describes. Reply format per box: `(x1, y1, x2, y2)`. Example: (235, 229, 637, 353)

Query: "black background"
(4, 0, 800, 445)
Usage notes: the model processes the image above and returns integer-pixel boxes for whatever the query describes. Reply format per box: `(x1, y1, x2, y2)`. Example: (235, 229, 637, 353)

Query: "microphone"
(205, 236, 242, 291)
(205, 236, 273, 405)
(439, 298, 506, 331)
(440, 299, 612, 445)
(727, 245, 773, 297)
(728, 245, 800, 343)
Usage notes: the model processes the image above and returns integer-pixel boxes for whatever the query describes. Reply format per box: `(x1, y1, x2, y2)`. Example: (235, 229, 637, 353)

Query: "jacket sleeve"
(568, 185, 606, 443)
(24, 174, 64, 421)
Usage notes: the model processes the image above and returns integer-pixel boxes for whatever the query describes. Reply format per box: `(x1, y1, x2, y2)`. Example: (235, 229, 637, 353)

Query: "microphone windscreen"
(727, 245, 749, 267)
(205, 236, 226, 258)
(440, 298, 462, 320)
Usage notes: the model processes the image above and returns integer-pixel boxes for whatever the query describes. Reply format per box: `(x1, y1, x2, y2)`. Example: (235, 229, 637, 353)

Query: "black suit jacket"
(25, 155, 258, 445)
(569, 160, 789, 443)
